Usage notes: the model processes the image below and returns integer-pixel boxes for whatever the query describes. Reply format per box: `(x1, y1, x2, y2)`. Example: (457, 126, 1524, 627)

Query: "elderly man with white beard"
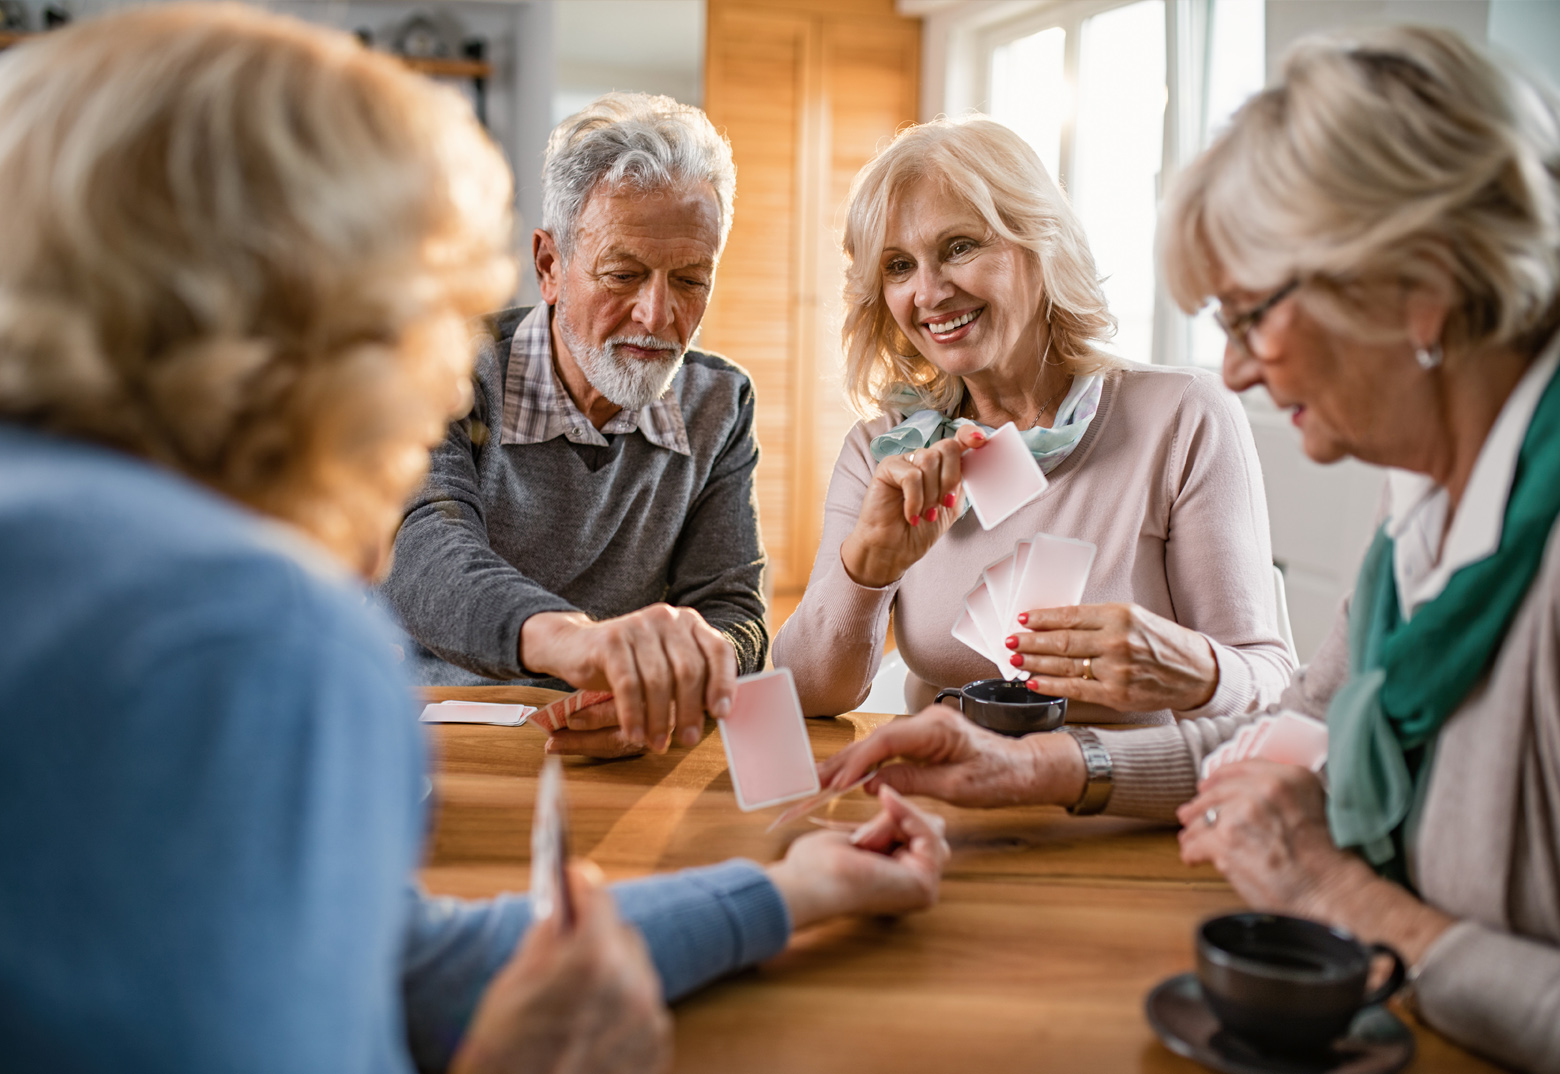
(381, 93, 765, 758)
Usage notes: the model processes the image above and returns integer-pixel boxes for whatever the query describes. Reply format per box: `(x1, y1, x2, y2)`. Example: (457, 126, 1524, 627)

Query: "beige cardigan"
(1097, 518, 1560, 1072)
(774, 364, 1296, 724)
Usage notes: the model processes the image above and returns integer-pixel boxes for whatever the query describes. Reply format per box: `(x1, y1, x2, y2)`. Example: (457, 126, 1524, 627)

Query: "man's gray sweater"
(381, 307, 768, 686)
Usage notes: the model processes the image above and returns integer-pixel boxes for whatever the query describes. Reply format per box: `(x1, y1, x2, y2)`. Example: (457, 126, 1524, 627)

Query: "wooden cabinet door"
(702, 0, 919, 596)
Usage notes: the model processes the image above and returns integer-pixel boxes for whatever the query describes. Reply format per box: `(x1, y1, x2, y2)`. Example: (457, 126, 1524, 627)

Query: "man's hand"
(521, 605, 737, 754)
(765, 786, 949, 930)
(815, 704, 1086, 809)
(451, 862, 672, 1074)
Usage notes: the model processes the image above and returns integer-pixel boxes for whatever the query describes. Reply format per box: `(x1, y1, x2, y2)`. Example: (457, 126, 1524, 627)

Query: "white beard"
(557, 297, 685, 411)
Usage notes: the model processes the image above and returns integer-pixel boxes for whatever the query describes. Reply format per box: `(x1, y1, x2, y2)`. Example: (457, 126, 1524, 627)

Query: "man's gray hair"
(542, 92, 737, 259)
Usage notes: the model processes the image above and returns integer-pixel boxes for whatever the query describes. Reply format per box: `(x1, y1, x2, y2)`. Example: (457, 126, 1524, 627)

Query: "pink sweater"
(773, 364, 1296, 724)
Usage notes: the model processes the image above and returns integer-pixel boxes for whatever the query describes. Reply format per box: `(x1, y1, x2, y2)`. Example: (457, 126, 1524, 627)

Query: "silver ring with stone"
(1204, 807, 1219, 828)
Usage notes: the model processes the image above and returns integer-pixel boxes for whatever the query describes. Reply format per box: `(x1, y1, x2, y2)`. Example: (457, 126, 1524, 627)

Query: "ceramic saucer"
(1144, 973, 1415, 1074)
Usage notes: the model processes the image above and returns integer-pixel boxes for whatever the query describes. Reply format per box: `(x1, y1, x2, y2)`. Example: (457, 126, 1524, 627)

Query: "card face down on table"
(959, 422, 1049, 530)
(530, 756, 575, 930)
(719, 668, 820, 811)
(419, 701, 534, 726)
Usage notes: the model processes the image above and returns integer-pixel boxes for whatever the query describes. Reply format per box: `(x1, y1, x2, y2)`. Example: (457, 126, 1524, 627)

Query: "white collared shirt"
(1386, 335, 1560, 620)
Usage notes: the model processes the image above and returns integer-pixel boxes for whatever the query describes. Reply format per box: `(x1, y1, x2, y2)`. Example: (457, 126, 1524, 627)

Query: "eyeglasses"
(1214, 278, 1299, 359)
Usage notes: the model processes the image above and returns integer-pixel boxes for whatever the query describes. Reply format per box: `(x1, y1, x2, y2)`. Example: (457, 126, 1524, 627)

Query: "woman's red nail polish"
(1005, 635, 1019, 649)
(942, 493, 956, 508)
(1027, 681, 1040, 691)
(1017, 613, 1028, 625)
(924, 509, 937, 521)
(909, 515, 920, 526)
(1009, 654, 1024, 667)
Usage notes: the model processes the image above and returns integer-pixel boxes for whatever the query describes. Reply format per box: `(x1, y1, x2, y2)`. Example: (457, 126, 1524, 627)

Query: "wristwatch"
(1063, 727, 1113, 815)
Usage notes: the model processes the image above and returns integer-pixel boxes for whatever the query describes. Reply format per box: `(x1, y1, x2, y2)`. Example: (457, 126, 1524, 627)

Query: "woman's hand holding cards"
(1007, 602, 1219, 713)
(765, 786, 950, 930)
(451, 861, 672, 1074)
(840, 425, 987, 589)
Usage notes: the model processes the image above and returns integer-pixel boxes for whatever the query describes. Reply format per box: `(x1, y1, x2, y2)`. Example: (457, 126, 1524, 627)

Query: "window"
(981, 0, 1264, 368)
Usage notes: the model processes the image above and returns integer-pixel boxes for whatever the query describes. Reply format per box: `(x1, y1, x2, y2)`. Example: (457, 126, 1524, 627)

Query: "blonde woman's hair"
(841, 116, 1118, 418)
(0, 3, 517, 576)
(1161, 25, 1560, 356)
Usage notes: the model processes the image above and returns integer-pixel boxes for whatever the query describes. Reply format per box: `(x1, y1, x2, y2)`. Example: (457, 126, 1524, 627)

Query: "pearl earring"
(1415, 342, 1443, 370)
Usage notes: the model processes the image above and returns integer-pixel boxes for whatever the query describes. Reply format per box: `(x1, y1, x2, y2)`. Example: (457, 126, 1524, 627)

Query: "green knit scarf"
(1327, 364, 1560, 873)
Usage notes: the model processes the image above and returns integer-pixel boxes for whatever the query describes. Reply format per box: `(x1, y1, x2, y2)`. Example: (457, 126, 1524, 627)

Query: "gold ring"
(1081, 657, 1094, 680)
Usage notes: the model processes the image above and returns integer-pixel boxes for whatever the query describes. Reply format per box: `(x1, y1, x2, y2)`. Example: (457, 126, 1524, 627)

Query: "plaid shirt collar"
(498, 303, 691, 455)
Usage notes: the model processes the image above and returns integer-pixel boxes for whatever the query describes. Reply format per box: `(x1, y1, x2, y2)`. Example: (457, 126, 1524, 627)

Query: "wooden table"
(423, 685, 1496, 1074)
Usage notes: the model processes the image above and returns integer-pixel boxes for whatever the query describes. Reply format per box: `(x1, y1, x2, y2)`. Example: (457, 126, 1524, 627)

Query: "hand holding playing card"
(451, 860, 672, 1074)
(521, 604, 737, 755)
(840, 424, 988, 589)
(1007, 602, 1220, 713)
(764, 786, 949, 930)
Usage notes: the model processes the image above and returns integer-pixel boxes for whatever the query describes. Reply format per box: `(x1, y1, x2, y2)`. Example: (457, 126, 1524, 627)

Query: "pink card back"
(960, 423, 1048, 530)
(1255, 714, 1329, 770)
(718, 669, 820, 811)
(1010, 533, 1096, 624)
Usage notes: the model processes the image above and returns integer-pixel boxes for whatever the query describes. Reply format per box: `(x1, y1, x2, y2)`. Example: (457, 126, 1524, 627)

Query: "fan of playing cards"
(1199, 712, 1329, 782)
(954, 532, 1097, 680)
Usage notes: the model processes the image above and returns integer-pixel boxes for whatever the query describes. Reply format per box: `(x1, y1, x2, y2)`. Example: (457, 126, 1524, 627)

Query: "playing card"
(1007, 539, 1034, 622)
(965, 580, 1022, 681)
(1254, 713, 1329, 768)
(419, 701, 533, 726)
(531, 689, 615, 733)
(530, 755, 575, 930)
(718, 668, 819, 812)
(1198, 713, 1329, 781)
(982, 554, 1019, 634)
(952, 606, 990, 664)
(1008, 533, 1096, 627)
(766, 772, 874, 830)
(960, 422, 1049, 530)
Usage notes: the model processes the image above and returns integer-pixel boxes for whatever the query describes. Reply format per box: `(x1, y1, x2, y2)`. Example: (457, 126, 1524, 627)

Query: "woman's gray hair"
(1161, 25, 1560, 355)
(542, 92, 737, 259)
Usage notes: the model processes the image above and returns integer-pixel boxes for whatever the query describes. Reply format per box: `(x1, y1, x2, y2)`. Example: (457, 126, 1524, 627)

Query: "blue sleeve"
(401, 860, 792, 1072)
(0, 564, 427, 1074)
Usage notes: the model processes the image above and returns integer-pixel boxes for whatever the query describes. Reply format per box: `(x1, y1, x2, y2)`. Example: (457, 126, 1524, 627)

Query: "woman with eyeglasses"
(819, 26, 1560, 1071)
(773, 117, 1295, 726)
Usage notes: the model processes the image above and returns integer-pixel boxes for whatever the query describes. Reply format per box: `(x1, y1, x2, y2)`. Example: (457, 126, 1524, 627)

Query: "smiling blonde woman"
(774, 117, 1295, 727)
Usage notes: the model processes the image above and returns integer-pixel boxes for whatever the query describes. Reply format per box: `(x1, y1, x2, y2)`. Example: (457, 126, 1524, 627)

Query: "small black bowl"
(934, 678, 1066, 736)
(1197, 913, 1406, 1056)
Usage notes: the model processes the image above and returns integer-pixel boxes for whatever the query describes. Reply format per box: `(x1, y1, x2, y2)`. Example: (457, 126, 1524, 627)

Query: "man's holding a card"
(381, 94, 766, 757)
(775, 117, 1293, 726)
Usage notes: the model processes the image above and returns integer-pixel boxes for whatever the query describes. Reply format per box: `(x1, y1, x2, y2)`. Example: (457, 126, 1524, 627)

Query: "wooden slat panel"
(701, 5, 810, 590)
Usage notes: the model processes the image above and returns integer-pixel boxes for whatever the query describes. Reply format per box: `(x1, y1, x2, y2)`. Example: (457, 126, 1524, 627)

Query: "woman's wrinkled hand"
(765, 786, 949, 929)
(451, 862, 672, 1074)
(1008, 602, 1220, 713)
(840, 425, 987, 589)
(815, 704, 1084, 810)
(1176, 761, 1362, 918)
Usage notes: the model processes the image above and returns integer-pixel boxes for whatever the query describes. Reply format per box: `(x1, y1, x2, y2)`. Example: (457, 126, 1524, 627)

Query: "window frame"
(967, 0, 1225, 367)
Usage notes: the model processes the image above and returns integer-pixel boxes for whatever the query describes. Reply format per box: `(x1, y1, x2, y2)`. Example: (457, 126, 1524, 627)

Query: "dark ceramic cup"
(934, 678, 1066, 736)
(1196, 913, 1407, 1055)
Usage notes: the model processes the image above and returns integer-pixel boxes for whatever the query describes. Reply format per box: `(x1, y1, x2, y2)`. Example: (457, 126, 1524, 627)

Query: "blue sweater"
(0, 424, 790, 1073)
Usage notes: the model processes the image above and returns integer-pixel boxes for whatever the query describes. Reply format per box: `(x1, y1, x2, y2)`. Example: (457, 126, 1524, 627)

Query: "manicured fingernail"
(1017, 613, 1029, 625)
(971, 432, 985, 443)
(1009, 654, 1024, 668)
(1026, 681, 1040, 692)
(680, 725, 701, 747)
(942, 493, 956, 508)
(923, 509, 936, 521)
(1005, 635, 1019, 650)
(910, 515, 920, 526)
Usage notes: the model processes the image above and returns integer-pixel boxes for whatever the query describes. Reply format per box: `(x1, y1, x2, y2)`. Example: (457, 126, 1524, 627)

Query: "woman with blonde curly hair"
(775, 118, 1293, 726)
(0, 6, 950, 1070)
